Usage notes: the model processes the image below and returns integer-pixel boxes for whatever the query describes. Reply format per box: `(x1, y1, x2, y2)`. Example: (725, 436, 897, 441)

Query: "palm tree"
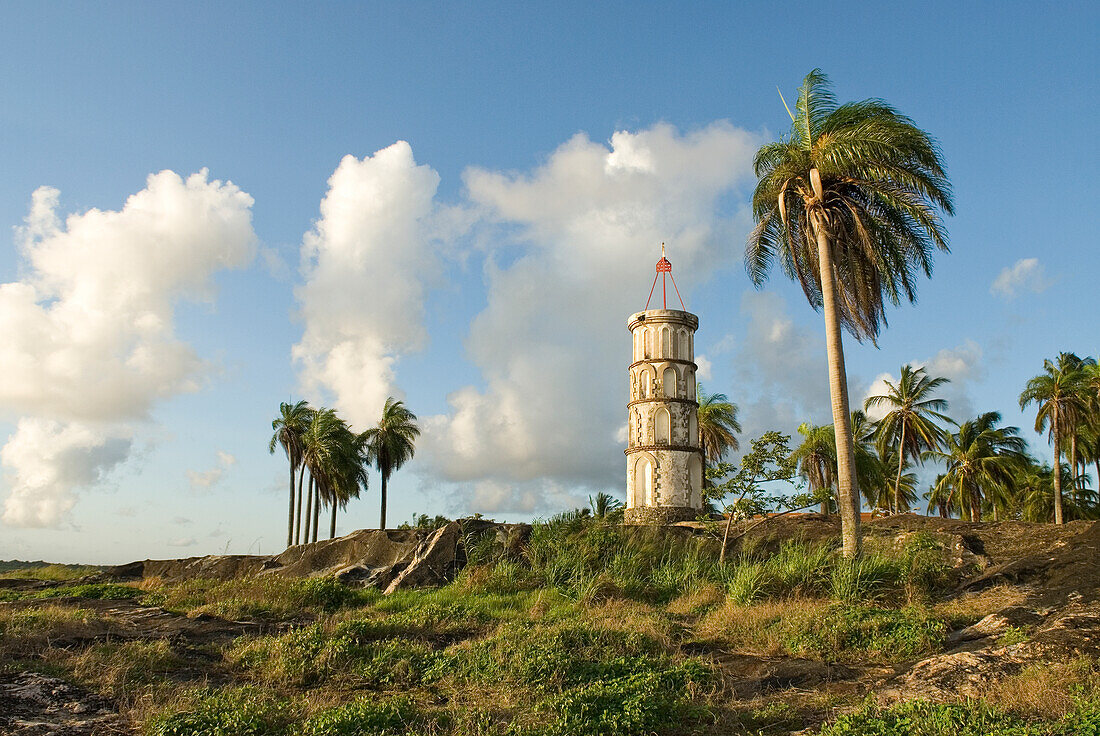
(791, 422, 836, 514)
(1020, 354, 1092, 524)
(865, 365, 953, 513)
(745, 70, 953, 556)
(300, 407, 347, 543)
(928, 412, 1028, 522)
(269, 400, 313, 548)
(363, 398, 420, 530)
(792, 411, 886, 515)
(869, 443, 916, 513)
(323, 424, 369, 539)
(696, 385, 741, 464)
(589, 492, 624, 519)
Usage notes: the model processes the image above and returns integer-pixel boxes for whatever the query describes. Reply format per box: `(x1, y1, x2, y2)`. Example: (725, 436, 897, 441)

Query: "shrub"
(299, 695, 422, 736)
(782, 604, 945, 660)
(147, 687, 293, 736)
(817, 697, 1100, 736)
(536, 666, 707, 736)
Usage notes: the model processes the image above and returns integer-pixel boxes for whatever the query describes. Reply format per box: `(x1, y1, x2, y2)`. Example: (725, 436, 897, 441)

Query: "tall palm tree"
(300, 407, 347, 543)
(1063, 356, 1099, 501)
(1020, 353, 1092, 524)
(321, 424, 369, 539)
(269, 400, 313, 548)
(696, 385, 741, 463)
(363, 397, 420, 530)
(866, 365, 953, 513)
(746, 70, 953, 556)
(928, 412, 1028, 522)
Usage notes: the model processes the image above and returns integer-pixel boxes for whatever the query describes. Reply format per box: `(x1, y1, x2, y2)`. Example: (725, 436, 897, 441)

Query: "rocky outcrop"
(100, 521, 521, 594)
(385, 522, 463, 593)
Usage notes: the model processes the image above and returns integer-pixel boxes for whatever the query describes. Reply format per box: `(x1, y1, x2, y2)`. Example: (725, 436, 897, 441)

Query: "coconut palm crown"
(696, 385, 741, 464)
(363, 397, 421, 530)
(1020, 353, 1092, 524)
(928, 412, 1028, 522)
(865, 364, 953, 513)
(746, 69, 953, 555)
(269, 400, 313, 548)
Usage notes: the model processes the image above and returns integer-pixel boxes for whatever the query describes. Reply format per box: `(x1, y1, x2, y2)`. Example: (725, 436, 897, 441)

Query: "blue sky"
(0, 2, 1096, 563)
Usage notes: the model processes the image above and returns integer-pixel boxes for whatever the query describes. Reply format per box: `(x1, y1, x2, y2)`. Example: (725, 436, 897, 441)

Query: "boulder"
(385, 522, 463, 594)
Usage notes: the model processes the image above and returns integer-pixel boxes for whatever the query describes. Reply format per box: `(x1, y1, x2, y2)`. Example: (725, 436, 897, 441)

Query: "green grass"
(4, 520, 1080, 736)
(0, 582, 144, 602)
(0, 563, 103, 581)
(817, 698, 1100, 736)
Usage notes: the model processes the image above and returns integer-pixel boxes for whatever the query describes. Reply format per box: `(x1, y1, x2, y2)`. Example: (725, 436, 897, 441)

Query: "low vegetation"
(3, 517, 1100, 735)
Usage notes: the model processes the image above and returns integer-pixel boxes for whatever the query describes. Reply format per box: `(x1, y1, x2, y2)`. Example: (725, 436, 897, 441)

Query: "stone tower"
(624, 247, 704, 524)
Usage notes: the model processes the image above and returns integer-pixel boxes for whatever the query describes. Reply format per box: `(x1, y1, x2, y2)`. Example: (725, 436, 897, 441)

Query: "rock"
(333, 563, 402, 590)
(945, 606, 1045, 646)
(0, 671, 130, 734)
(385, 522, 463, 594)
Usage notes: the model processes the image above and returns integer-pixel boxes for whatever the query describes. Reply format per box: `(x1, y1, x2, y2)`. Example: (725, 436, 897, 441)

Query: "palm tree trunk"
(330, 500, 338, 539)
(894, 423, 906, 514)
(380, 472, 388, 530)
(294, 465, 305, 545)
(304, 476, 314, 543)
(1053, 413, 1064, 525)
(287, 462, 296, 549)
(813, 214, 861, 557)
(1070, 433, 1079, 505)
(312, 489, 321, 543)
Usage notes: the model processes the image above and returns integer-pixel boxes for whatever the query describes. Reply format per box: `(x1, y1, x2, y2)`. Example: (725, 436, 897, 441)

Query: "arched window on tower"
(660, 326, 672, 358)
(662, 366, 677, 399)
(633, 457, 653, 506)
(679, 330, 689, 359)
(688, 412, 698, 446)
(655, 408, 671, 445)
(685, 368, 695, 399)
(644, 329, 652, 359)
(688, 455, 703, 506)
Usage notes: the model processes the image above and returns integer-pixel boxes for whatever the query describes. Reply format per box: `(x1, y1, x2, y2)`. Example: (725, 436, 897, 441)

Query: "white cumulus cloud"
(861, 340, 983, 423)
(0, 170, 257, 527)
(420, 122, 759, 508)
(187, 450, 237, 490)
(1, 419, 131, 527)
(990, 258, 1051, 299)
(293, 142, 443, 429)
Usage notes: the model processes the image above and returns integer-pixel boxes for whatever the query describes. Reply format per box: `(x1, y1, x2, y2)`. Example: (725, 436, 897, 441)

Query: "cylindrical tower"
(624, 249, 704, 524)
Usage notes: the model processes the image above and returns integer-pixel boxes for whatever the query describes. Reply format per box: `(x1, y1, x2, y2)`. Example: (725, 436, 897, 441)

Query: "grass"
(818, 698, 1100, 736)
(0, 582, 144, 603)
(3, 519, 1087, 736)
(0, 563, 103, 581)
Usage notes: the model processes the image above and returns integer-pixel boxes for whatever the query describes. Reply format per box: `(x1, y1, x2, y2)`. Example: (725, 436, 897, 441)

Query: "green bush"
(536, 666, 707, 736)
(147, 687, 292, 736)
(817, 698, 1100, 736)
(782, 605, 945, 660)
(299, 695, 422, 736)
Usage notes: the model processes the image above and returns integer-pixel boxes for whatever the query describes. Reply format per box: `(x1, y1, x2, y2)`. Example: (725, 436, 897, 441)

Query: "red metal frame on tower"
(645, 243, 686, 310)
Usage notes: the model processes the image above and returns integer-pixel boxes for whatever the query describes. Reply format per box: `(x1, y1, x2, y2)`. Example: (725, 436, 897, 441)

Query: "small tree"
(705, 431, 826, 562)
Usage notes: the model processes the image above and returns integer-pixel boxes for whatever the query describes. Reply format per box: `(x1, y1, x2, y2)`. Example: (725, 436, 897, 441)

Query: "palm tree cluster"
(270, 397, 419, 548)
(1020, 352, 1100, 524)
(787, 356, 1100, 525)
